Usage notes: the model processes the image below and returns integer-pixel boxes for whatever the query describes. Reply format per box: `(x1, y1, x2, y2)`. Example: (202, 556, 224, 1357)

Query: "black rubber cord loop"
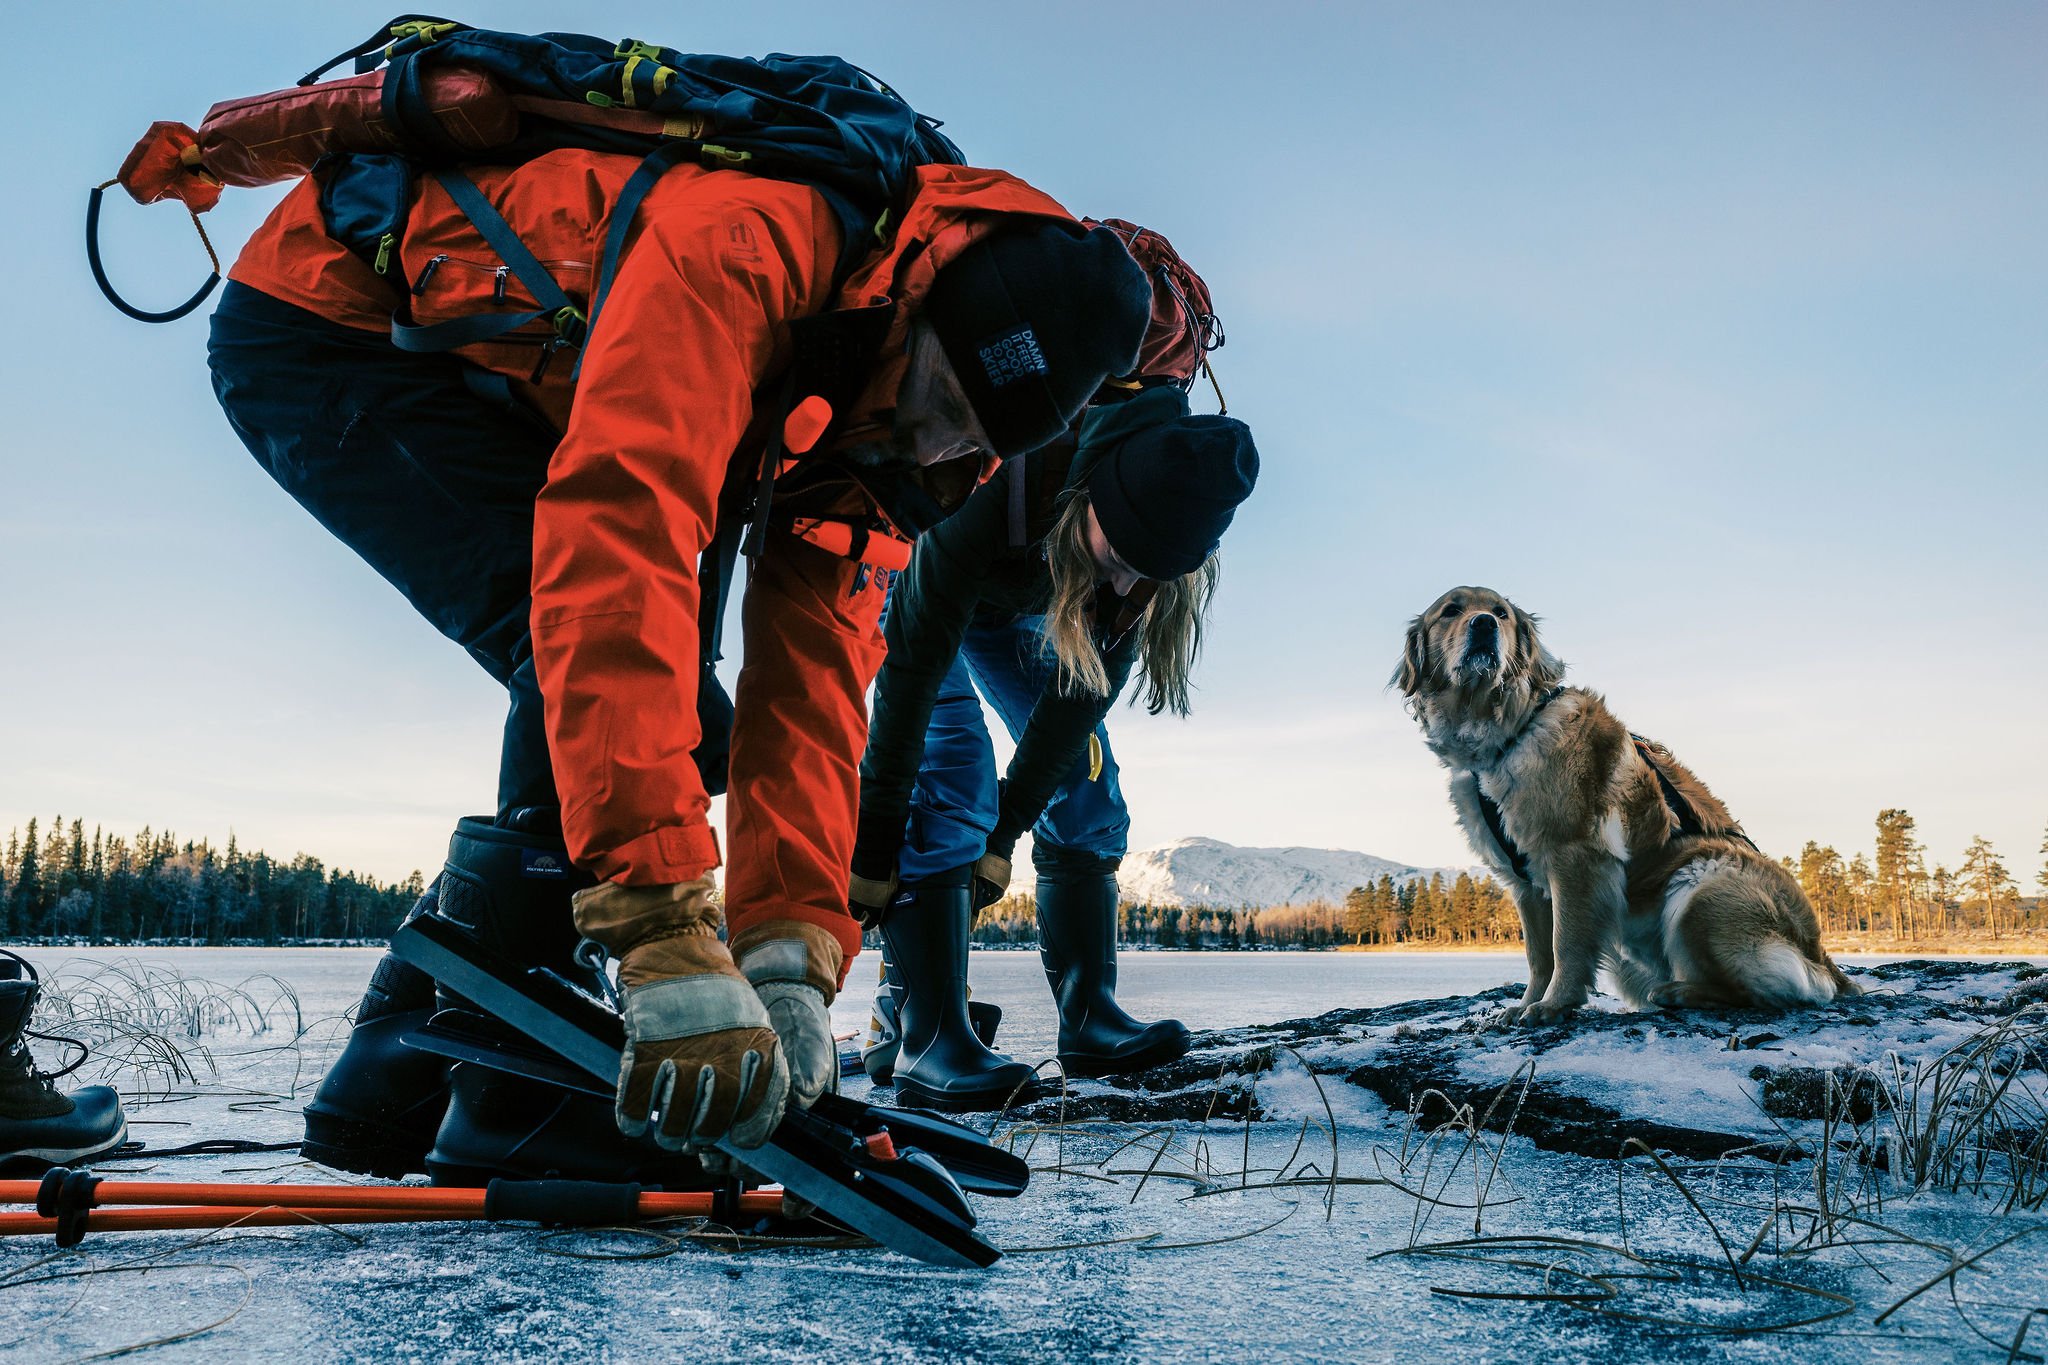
(86, 185, 220, 324)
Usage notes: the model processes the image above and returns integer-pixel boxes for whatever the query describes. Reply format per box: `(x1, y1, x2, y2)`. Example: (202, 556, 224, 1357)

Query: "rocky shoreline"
(1007, 960, 2048, 1165)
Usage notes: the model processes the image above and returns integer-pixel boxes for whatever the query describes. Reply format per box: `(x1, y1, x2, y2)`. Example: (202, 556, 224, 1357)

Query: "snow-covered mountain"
(1104, 836, 1475, 908)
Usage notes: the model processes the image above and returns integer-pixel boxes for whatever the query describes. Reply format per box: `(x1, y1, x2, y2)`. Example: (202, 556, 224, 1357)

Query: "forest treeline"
(1, 816, 421, 944)
(4, 808, 2041, 948)
(970, 868, 1519, 949)
(974, 809, 2047, 950)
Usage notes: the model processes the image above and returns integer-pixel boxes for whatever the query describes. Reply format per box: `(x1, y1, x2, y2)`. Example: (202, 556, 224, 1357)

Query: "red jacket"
(232, 152, 1076, 886)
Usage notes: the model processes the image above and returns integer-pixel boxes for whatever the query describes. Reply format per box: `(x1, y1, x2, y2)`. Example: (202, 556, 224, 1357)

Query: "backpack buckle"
(699, 144, 753, 170)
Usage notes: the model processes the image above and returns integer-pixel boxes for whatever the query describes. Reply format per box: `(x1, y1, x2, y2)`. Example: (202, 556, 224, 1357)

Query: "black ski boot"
(881, 870, 1041, 1112)
(303, 815, 591, 1178)
(423, 1015, 715, 1188)
(0, 950, 128, 1171)
(300, 945, 450, 1178)
(404, 821, 718, 1188)
(1038, 868, 1190, 1077)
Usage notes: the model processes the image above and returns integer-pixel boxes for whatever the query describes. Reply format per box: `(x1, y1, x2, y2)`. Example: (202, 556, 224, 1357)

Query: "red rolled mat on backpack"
(118, 66, 519, 210)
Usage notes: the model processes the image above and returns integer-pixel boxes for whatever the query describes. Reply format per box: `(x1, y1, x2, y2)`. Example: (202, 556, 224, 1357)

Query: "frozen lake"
(17, 945, 2007, 1071)
(5, 945, 2044, 1363)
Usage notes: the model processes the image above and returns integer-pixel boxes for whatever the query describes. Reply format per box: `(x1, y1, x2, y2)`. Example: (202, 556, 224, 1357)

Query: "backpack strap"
(572, 140, 702, 381)
(1006, 452, 1029, 551)
(389, 171, 587, 357)
(381, 50, 475, 166)
(296, 15, 464, 87)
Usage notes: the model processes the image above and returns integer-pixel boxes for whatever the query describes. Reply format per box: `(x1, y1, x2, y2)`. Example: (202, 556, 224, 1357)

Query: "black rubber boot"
(861, 946, 1002, 1085)
(1038, 871, 1190, 1078)
(303, 816, 593, 1178)
(882, 871, 1041, 1112)
(0, 950, 128, 1172)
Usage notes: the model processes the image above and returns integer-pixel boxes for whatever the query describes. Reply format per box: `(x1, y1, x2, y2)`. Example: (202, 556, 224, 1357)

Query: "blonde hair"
(1040, 491, 1221, 717)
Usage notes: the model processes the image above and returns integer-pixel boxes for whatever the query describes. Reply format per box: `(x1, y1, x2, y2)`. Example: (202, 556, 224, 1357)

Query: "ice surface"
(4, 948, 2043, 1363)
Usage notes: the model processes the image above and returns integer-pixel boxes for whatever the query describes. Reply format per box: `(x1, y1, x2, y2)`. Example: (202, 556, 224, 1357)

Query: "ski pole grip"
(482, 1178, 643, 1226)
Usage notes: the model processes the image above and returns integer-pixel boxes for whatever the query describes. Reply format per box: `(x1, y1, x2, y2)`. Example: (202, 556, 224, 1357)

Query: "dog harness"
(1472, 691, 1758, 885)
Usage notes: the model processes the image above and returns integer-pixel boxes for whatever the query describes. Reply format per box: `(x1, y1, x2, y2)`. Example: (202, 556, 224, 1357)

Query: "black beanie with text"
(921, 221, 1151, 457)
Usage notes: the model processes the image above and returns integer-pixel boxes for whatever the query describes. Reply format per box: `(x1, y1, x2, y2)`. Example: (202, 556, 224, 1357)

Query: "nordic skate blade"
(808, 1093, 1027, 1198)
(391, 915, 1002, 1267)
(724, 1114, 993, 1268)
(391, 917, 620, 1082)
(400, 1014, 613, 1100)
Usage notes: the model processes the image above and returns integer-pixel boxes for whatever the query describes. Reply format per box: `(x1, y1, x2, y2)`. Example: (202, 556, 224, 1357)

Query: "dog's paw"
(1515, 998, 1582, 1027)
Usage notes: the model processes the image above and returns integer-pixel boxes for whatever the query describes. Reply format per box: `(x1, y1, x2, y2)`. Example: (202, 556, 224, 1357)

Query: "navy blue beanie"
(1089, 415, 1259, 580)
(922, 222, 1151, 458)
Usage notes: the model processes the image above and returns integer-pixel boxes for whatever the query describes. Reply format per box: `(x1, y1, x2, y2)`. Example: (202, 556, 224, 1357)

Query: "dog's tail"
(1747, 940, 1851, 1005)
(1683, 868, 1849, 1006)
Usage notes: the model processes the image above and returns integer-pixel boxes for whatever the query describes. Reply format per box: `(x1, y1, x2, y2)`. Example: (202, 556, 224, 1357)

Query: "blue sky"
(2, 3, 2042, 889)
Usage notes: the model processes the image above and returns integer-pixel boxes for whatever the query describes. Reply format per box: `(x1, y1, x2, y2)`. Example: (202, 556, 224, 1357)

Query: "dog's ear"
(1510, 603, 1566, 691)
(1391, 614, 1431, 695)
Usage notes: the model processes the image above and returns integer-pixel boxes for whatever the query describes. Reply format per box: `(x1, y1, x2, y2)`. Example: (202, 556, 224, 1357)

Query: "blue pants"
(207, 283, 559, 820)
(897, 614, 1130, 883)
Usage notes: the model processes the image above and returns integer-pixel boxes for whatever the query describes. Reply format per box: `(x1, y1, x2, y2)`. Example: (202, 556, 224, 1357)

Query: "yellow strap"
(1201, 356, 1228, 415)
(1087, 734, 1104, 783)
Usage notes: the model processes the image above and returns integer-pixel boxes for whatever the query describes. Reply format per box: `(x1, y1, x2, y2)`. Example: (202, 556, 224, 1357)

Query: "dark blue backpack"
(301, 18, 963, 360)
(307, 18, 961, 245)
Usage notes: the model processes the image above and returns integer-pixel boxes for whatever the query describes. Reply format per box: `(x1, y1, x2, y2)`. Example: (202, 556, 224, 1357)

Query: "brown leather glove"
(571, 875, 787, 1152)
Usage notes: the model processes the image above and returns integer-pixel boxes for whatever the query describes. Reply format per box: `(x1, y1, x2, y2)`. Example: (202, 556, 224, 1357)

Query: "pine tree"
(8, 818, 40, 936)
(1377, 874, 1404, 944)
(1450, 873, 1481, 944)
(64, 818, 87, 900)
(1873, 809, 1919, 939)
(89, 827, 105, 944)
(1959, 836, 2012, 939)
(2037, 822, 2048, 907)
(1343, 885, 1373, 944)
(1846, 854, 1874, 934)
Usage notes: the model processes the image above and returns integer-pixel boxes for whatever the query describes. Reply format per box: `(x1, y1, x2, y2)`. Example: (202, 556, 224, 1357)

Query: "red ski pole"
(0, 1206, 443, 1236)
(4, 1170, 789, 1247)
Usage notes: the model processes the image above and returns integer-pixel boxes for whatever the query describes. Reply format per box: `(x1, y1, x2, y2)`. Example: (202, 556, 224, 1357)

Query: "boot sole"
(891, 1074, 1048, 1113)
(1058, 1030, 1193, 1080)
(0, 1118, 130, 1171)
(301, 1109, 431, 1180)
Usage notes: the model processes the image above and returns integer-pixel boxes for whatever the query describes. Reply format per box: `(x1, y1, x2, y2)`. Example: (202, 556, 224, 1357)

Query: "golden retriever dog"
(1394, 586, 1857, 1023)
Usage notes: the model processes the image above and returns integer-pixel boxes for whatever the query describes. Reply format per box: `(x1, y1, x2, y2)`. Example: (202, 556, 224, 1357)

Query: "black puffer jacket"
(852, 387, 1189, 880)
